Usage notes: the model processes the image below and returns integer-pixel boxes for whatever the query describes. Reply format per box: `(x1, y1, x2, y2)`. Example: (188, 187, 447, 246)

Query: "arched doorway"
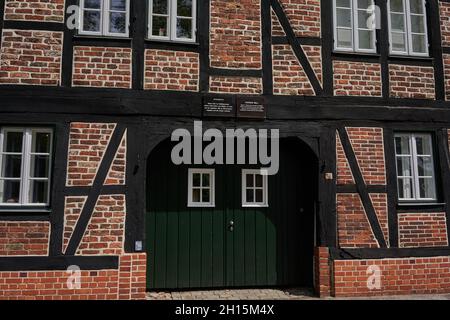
(146, 137, 318, 290)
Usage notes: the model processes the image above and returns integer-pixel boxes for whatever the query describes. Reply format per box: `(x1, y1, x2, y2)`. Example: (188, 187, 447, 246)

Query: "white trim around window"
(187, 168, 215, 207)
(394, 133, 437, 202)
(387, 0, 429, 56)
(242, 169, 269, 208)
(333, 0, 377, 53)
(79, 0, 130, 37)
(148, 0, 197, 43)
(0, 128, 53, 207)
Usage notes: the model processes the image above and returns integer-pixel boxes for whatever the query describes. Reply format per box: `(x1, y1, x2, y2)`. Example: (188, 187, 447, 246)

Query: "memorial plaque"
(236, 97, 266, 119)
(202, 96, 235, 118)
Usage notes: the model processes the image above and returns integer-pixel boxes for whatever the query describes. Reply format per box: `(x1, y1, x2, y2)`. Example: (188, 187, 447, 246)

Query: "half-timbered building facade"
(0, 0, 450, 299)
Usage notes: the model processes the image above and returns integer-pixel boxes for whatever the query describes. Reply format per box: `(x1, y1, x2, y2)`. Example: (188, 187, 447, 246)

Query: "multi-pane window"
(333, 0, 376, 53)
(0, 128, 53, 206)
(80, 0, 130, 37)
(394, 133, 437, 202)
(149, 0, 197, 42)
(188, 169, 214, 207)
(388, 0, 428, 56)
(242, 170, 268, 207)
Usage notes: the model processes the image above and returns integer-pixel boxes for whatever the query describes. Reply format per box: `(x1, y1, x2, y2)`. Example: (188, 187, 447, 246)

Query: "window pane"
(153, 0, 168, 14)
(85, 0, 101, 9)
(33, 132, 51, 153)
(395, 136, 410, 154)
(255, 174, 263, 188)
(337, 28, 353, 48)
(417, 156, 434, 177)
(255, 189, 263, 203)
(415, 136, 432, 155)
(1, 155, 22, 178)
(192, 173, 200, 187)
(398, 178, 413, 199)
(109, 12, 126, 33)
(4, 131, 23, 153)
(419, 178, 436, 199)
(336, 0, 351, 8)
(358, 9, 372, 29)
(176, 18, 192, 39)
(391, 13, 405, 32)
(390, 0, 404, 12)
(30, 155, 50, 178)
(410, 15, 425, 33)
(410, 0, 424, 14)
(246, 189, 254, 203)
(391, 32, 406, 51)
(397, 156, 412, 176)
(202, 189, 210, 203)
(192, 188, 200, 202)
(202, 173, 210, 187)
(411, 34, 427, 53)
(177, 0, 193, 17)
(110, 0, 126, 11)
(246, 174, 254, 188)
(357, 0, 372, 9)
(358, 30, 374, 49)
(336, 8, 352, 27)
(0, 180, 20, 203)
(83, 10, 101, 32)
(152, 16, 168, 36)
(29, 180, 49, 204)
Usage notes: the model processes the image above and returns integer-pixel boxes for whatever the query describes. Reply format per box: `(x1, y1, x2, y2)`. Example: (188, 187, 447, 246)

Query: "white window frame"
(242, 169, 269, 208)
(0, 128, 53, 207)
(387, 0, 429, 56)
(148, 0, 197, 43)
(187, 168, 215, 207)
(79, 0, 130, 37)
(333, 0, 377, 53)
(394, 133, 437, 202)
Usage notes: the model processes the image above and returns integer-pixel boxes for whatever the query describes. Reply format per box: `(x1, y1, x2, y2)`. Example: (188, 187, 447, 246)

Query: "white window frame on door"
(187, 168, 215, 207)
(387, 0, 429, 56)
(333, 0, 377, 53)
(394, 133, 437, 202)
(0, 127, 53, 207)
(79, 0, 130, 37)
(242, 169, 269, 208)
(148, 0, 197, 43)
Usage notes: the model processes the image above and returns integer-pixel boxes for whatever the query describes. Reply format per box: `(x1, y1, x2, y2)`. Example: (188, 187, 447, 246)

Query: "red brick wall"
(0, 222, 49, 256)
(272, 44, 322, 95)
(443, 54, 450, 100)
(314, 247, 331, 297)
(66, 123, 116, 187)
(209, 76, 262, 94)
(63, 196, 87, 253)
(72, 47, 132, 89)
(333, 61, 382, 97)
(398, 213, 448, 248)
(105, 131, 126, 186)
(210, 0, 261, 69)
(0, 29, 63, 85)
(389, 64, 435, 99)
(346, 127, 386, 185)
(144, 49, 199, 92)
(334, 257, 450, 297)
(336, 133, 354, 185)
(0, 253, 146, 300)
(337, 193, 379, 248)
(369, 193, 389, 246)
(76, 195, 126, 255)
(4, 0, 65, 23)
(440, 1, 450, 47)
(271, 0, 321, 37)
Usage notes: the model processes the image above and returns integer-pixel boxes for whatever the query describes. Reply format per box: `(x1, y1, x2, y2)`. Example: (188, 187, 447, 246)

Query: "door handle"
(228, 220, 234, 232)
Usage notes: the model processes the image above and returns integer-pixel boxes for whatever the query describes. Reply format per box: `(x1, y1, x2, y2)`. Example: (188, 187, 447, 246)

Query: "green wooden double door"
(146, 139, 316, 289)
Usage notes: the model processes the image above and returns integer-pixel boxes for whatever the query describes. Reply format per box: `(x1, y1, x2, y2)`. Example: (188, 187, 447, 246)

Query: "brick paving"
(147, 288, 450, 300)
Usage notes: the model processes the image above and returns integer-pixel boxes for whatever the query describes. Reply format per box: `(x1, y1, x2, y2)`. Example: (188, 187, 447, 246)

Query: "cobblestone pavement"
(147, 288, 450, 300)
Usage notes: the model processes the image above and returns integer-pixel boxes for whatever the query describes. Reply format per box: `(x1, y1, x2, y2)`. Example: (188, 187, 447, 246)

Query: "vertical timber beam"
(262, 0, 273, 95)
(131, 0, 146, 90)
